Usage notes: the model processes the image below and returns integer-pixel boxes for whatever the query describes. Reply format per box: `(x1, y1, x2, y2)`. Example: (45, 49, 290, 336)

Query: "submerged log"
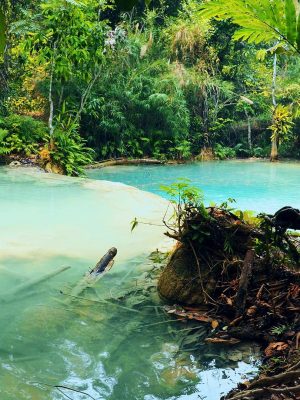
(1, 266, 71, 303)
(66, 247, 118, 301)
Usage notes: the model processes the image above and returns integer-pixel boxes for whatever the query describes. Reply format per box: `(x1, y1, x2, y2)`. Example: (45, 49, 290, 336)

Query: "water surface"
(88, 160, 300, 213)
(0, 167, 258, 400)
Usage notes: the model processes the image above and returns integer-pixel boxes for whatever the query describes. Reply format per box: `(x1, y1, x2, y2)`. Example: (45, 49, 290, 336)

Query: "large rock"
(158, 244, 217, 305)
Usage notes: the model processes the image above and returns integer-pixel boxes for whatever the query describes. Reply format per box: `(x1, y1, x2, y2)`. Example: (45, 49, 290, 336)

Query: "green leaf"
(131, 218, 139, 232)
(0, 8, 6, 56)
(297, 13, 300, 50)
(285, 0, 297, 44)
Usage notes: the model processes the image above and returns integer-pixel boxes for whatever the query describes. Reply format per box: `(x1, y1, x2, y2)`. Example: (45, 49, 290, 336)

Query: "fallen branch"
(228, 383, 300, 400)
(234, 249, 255, 317)
(248, 370, 300, 389)
(86, 158, 166, 169)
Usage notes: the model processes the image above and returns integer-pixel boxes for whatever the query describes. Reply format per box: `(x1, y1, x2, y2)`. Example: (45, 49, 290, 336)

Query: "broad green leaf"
(285, 0, 297, 44)
(0, 8, 6, 56)
(297, 13, 300, 50)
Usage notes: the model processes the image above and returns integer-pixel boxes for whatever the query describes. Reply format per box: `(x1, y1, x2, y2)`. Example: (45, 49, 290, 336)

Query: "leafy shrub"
(234, 143, 251, 158)
(214, 144, 236, 160)
(0, 114, 47, 156)
(252, 146, 267, 158)
(49, 130, 94, 176)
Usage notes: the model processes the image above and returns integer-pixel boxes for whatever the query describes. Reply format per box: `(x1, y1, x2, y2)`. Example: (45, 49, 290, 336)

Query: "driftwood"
(248, 370, 300, 389)
(66, 247, 118, 301)
(89, 247, 117, 276)
(86, 158, 166, 169)
(227, 384, 300, 400)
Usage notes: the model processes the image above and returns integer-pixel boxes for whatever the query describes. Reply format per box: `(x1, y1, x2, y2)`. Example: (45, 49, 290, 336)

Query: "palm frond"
(200, 0, 300, 53)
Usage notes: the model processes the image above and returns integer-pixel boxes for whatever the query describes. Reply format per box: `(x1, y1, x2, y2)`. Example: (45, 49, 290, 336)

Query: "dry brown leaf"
(264, 342, 289, 357)
(211, 320, 219, 329)
(205, 337, 240, 345)
(246, 305, 257, 316)
(289, 284, 300, 299)
(191, 314, 211, 323)
(166, 308, 212, 323)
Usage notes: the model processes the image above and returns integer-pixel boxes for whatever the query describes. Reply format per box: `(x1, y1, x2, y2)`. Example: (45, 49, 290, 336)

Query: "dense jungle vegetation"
(1, 0, 300, 175)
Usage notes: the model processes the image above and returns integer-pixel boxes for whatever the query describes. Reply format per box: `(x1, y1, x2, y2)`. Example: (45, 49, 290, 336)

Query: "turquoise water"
(0, 167, 259, 400)
(87, 160, 300, 213)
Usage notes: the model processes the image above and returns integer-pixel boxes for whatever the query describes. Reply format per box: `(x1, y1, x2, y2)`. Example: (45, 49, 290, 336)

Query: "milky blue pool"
(0, 167, 259, 400)
(87, 160, 300, 213)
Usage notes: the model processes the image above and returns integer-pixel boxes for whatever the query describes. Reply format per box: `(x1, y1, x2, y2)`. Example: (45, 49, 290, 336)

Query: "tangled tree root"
(158, 206, 300, 400)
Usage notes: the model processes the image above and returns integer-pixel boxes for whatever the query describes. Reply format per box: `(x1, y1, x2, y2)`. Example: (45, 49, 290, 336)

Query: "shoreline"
(3, 155, 300, 176)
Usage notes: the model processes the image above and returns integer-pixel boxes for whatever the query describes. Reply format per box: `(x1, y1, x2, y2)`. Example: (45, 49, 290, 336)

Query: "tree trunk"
(270, 136, 279, 162)
(245, 110, 252, 150)
(48, 42, 57, 147)
(270, 53, 278, 162)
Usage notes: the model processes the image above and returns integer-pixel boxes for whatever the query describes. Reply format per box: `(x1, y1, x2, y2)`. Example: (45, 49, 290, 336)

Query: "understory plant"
(45, 129, 94, 177)
(214, 143, 236, 160)
(0, 114, 48, 157)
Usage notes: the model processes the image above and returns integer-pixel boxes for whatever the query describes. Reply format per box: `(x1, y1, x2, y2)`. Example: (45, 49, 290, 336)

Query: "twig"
(55, 385, 98, 400)
(61, 292, 140, 313)
(142, 319, 182, 328)
(31, 382, 98, 400)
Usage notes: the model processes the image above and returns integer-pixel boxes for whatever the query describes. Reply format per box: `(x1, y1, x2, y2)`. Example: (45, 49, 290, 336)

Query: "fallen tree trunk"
(86, 158, 167, 169)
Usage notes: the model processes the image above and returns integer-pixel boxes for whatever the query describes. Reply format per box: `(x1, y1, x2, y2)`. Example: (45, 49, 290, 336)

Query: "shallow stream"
(0, 163, 281, 400)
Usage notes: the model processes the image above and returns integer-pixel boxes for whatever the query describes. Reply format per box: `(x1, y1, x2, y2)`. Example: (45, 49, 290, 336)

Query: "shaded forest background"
(1, 0, 300, 175)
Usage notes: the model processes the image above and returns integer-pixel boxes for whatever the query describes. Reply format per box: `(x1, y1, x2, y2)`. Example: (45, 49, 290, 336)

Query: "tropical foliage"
(200, 0, 300, 54)
(0, 0, 299, 174)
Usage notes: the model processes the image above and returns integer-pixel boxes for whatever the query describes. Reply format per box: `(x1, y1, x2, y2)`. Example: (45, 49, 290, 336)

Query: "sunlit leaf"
(211, 320, 219, 329)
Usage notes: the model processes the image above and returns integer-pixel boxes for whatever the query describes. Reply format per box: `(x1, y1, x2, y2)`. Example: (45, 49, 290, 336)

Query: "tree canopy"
(0, 0, 299, 174)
